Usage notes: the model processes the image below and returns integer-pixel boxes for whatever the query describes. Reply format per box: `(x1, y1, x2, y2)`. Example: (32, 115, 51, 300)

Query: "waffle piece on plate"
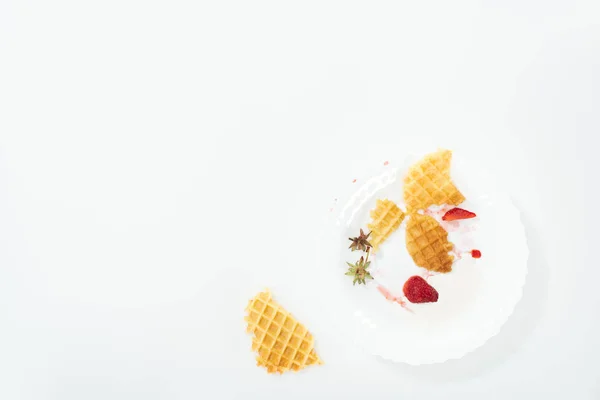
(405, 213, 455, 273)
(367, 199, 406, 251)
(403, 149, 465, 212)
(245, 290, 322, 374)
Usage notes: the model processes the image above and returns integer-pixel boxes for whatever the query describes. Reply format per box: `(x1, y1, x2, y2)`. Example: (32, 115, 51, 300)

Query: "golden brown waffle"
(405, 213, 455, 273)
(367, 199, 406, 251)
(403, 149, 465, 212)
(245, 290, 322, 374)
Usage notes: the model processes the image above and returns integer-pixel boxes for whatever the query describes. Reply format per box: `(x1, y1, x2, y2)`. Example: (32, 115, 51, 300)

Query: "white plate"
(321, 150, 528, 365)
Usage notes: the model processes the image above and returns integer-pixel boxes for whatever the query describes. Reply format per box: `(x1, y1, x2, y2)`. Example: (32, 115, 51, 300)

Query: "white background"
(1, 1, 599, 399)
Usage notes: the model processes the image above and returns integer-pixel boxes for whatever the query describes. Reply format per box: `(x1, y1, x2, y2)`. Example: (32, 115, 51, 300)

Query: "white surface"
(0, 1, 599, 399)
(326, 152, 528, 364)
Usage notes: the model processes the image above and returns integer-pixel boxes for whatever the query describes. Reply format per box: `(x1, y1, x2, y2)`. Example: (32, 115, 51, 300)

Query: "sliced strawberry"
(402, 276, 439, 304)
(442, 207, 476, 221)
(471, 249, 482, 258)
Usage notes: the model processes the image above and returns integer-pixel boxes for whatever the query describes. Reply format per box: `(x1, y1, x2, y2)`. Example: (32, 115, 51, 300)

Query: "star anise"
(348, 229, 372, 252)
(345, 255, 373, 285)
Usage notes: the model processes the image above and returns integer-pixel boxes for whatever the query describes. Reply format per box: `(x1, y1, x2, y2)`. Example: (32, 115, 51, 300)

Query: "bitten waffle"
(245, 290, 322, 374)
(405, 213, 455, 273)
(403, 149, 465, 212)
(367, 199, 406, 251)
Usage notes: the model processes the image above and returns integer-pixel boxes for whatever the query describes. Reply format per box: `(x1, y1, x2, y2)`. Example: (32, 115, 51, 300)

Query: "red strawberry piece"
(402, 276, 439, 304)
(471, 249, 482, 258)
(442, 207, 476, 221)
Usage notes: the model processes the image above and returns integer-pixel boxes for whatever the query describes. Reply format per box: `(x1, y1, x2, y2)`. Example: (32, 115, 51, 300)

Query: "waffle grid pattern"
(405, 214, 454, 273)
(368, 199, 406, 251)
(403, 149, 465, 211)
(245, 291, 321, 374)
